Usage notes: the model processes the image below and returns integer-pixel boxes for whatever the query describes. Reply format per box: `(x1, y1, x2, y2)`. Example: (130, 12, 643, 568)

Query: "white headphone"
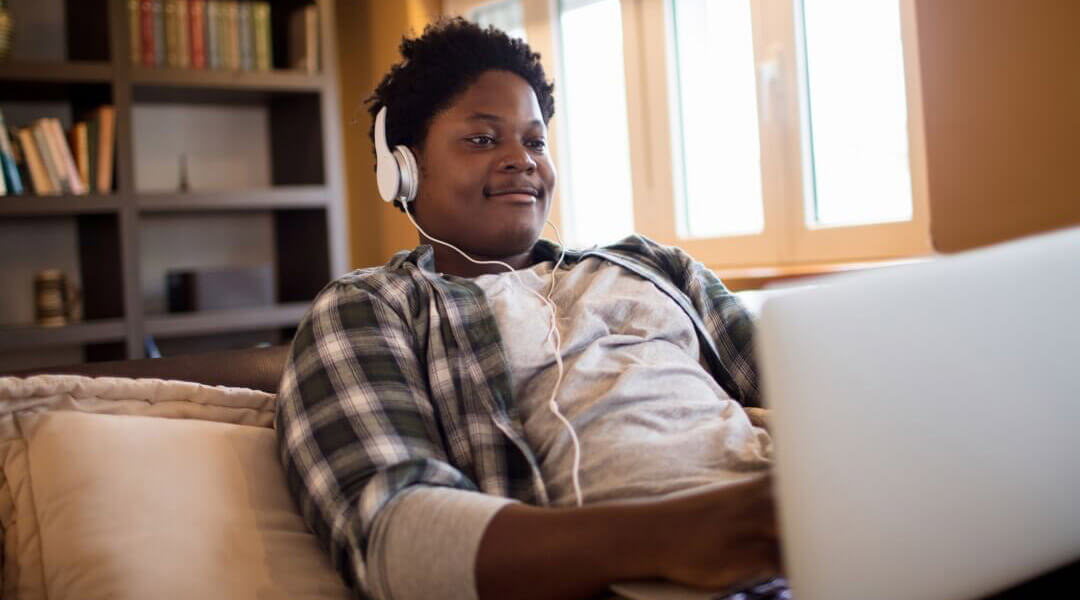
(375, 106, 420, 206)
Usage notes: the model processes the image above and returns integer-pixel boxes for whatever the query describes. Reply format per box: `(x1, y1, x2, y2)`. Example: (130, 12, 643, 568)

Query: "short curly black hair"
(366, 17, 556, 211)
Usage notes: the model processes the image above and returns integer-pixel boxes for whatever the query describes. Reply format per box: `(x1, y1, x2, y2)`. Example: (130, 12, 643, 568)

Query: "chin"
(486, 220, 544, 256)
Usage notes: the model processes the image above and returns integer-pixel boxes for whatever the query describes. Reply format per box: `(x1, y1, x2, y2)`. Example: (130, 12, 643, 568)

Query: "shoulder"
(310, 247, 435, 319)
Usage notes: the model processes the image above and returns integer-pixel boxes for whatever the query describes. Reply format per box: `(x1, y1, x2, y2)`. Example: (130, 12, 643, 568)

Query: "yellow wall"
(336, 0, 443, 269)
(916, 0, 1080, 252)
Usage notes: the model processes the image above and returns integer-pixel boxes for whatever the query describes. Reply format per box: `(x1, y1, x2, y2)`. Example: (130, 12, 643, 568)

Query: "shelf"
(0, 319, 127, 352)
(136, 187, 328, 213)
(129, 67, 324, 103)
(0, 61, 113, 84)
(144, 303, 309, 338)
(0, 194, 123, 217)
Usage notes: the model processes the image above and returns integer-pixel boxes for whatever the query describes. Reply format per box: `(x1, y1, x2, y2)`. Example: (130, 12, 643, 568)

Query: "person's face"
(411, 69, 556, 261)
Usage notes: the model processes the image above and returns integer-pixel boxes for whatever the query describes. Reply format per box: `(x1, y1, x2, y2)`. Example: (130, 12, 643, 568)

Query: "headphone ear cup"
(395, 145, 419, 205)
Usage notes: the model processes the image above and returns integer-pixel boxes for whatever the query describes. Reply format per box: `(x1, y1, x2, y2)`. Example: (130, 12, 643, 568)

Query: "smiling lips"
(486, 187, 540, 204)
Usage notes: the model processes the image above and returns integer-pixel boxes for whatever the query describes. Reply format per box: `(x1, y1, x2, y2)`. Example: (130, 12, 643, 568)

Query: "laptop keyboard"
(720, 577, 791, 600)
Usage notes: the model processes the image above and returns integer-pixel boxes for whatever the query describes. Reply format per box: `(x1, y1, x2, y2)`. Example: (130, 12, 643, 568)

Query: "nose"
(497, 142, 537, 173)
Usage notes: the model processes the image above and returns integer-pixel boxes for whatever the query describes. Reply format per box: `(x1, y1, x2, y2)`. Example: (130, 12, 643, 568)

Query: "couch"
(3, 304, 1078, 599)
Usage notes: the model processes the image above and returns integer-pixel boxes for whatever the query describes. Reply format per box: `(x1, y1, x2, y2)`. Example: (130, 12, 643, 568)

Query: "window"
(797, 0, 914, 228)
(445, 0, 932, 267)
(557, 0, 635, 246)
(470, 0, 527, 41)
(671, 0, 765, 238)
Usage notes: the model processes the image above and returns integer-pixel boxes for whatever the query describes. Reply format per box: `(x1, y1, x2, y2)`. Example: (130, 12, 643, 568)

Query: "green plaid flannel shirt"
(275, 234, 760, 597)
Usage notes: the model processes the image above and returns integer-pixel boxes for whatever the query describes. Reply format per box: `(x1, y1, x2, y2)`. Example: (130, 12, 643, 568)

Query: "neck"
(425, 237, 536, 277)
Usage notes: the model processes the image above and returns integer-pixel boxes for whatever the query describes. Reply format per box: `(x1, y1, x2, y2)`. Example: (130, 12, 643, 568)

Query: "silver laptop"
(757, 226, 1080, 599)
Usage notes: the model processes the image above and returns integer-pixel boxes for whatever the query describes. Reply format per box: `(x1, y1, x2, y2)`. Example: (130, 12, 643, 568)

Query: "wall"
(916, 0, 1080, 252)
(336, 0, 443, 269)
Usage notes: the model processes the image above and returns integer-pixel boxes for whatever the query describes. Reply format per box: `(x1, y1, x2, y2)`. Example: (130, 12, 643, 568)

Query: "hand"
(654, 474, 781, 591)
(745, 407, 772, 432)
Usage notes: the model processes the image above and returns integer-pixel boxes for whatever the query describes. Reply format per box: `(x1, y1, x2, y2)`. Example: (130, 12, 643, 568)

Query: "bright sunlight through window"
(558, 0, 635, 247)
(799, 0, 914, 227)
(672, 0, 765, 239)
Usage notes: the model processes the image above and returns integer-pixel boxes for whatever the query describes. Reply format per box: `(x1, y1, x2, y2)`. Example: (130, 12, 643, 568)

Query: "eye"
(526, 138, 548, 151)
(466, 135, 496, 146)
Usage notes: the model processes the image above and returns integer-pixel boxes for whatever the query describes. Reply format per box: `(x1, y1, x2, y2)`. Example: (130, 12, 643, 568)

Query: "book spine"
(32, 122, 63, 194)
(0, 112, 24, 195)
(253, 2, 270, 71)
(129, 0, 142, 66)
(153, 0, 167, 66)
(87, 117, 98, 192)
(218, 1, 231, 70)
(177, 0, 190, 68)
(189, 0, 206, 69)
(17, 129, 51, 195)
(71, 122, 90, 190)
(141, 0, 155, 66)
(206, 1, 219, 69)
(96, 106, 116, 193)
(227, 2, 239, 71)
(165, 0, 178, 67)
(47, 119, 86, 195)
(238, 2, 253, 71)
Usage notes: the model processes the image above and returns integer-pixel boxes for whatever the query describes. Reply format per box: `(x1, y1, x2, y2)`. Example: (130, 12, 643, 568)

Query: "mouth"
(485, 187, 541, 204)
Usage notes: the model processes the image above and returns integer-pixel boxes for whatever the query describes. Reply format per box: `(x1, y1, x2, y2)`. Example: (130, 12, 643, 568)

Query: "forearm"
(475, 500, 665, 600)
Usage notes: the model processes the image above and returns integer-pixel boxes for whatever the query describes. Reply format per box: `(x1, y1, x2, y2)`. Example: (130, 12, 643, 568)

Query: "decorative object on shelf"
(0, 0, 12, 62)
(166, 265, 274, 313)
(33, 269, 83, 327)
(178, 153, 189, 191)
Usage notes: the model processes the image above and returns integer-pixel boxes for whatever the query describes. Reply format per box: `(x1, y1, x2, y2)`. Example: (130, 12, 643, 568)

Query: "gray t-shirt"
(474, 257, 772, 505)
(367, 257, 771, 600)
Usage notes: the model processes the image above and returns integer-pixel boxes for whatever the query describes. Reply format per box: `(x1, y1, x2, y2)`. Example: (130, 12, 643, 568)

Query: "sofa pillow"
(0, 375, 349, 600)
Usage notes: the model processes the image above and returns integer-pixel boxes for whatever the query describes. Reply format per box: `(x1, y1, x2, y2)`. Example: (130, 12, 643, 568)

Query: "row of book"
(0, 108, 116, 197)
(128, 1, 320, 74)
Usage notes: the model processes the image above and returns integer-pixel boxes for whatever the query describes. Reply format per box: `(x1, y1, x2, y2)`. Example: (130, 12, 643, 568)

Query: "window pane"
(470, 0, 527, 41)
(800, 0, 913, 227)
(558, 0, 635, 246)
(672, 0, 765, 238)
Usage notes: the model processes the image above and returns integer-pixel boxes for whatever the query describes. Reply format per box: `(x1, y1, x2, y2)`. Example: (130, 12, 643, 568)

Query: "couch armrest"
(10, 345, 290, 394)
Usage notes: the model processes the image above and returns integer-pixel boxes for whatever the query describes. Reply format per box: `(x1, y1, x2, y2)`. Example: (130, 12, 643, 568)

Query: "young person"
(276, 18, 782, 600)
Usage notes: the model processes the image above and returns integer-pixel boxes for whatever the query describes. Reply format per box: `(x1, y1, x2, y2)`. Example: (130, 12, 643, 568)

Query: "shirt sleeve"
(367, 486, 518, 600)
(275, 280, 483, 598)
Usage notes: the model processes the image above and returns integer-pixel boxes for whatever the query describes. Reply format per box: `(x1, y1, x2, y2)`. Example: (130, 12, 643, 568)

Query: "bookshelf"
(0, 0, 346, 369)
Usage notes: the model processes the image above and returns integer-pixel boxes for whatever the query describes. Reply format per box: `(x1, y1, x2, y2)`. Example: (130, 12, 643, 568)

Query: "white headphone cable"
(403, 206, 584, 507)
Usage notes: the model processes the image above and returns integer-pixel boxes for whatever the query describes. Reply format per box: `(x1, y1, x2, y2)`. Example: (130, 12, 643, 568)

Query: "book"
(189, 0, 206, 69)
(177, 0, 191, 68)
(87, 116, 99, 193)
(226, 2, 239, 70)
(289, 5, 319, 73)
(141, 0, 155, 66)
(69, 122, 90, 190)
(129, 0, 142, 66)
(153, 0, 166, 66)
(165, 0, 179, 67)
(95, 106, 116, 193)
(0, 111, 24, 196)
(206, 1, 220, 69)
(252, 2, 271, 71)
(18, 128, 52, 195)
(45, 118, 86, 195)
(238, 1, 253, 72)
(31, 122, 64, 194)
(10, 130, 33, 195)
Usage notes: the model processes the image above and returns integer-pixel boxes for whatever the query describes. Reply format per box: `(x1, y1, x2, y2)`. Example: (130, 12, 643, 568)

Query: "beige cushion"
(0, 375, 349, 600)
